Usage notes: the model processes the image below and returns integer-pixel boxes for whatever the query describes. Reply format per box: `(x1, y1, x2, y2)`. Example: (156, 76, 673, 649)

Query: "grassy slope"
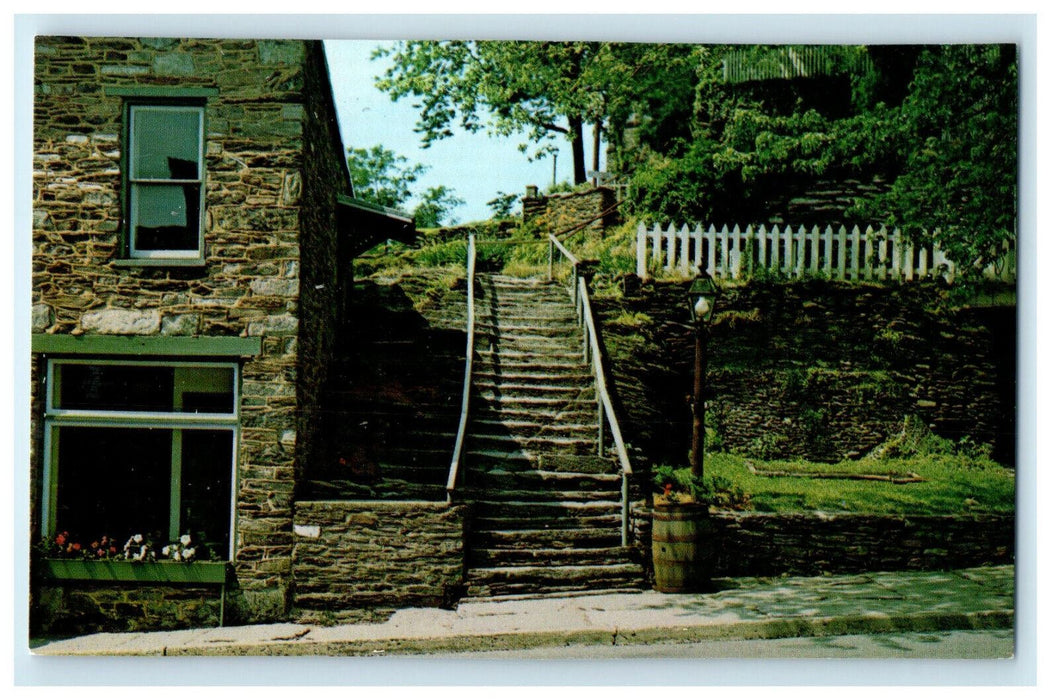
(689, 453, 1014, 515)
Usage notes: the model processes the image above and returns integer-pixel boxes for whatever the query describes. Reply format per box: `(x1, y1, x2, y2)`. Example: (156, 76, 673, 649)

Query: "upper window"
(125, 104, 205, 260)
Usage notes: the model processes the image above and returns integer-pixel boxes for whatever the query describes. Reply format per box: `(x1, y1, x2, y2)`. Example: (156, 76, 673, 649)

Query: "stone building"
(30, 37, 414, 633)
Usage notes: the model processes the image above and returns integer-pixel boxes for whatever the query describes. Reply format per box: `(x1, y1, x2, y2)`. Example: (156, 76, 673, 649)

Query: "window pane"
(57, 364, 174, 412)
(55, 364, 235, 414)
(52, 426, 234, 557)
(180, 429, 234, 554)
(130, 107, 202, 180)
(54, 427, 172, 542)
(131, 183, 201, 252)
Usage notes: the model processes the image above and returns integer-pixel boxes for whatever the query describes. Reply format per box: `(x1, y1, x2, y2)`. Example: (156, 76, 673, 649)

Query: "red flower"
(71, 543, 81, 552)
(663, 483, 674, 496)
(96, 549, 105, 558)
(55, 533, 66, 546)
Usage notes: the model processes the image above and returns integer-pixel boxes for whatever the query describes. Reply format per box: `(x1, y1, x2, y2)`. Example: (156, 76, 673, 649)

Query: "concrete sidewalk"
(31, 565, 1013, 656)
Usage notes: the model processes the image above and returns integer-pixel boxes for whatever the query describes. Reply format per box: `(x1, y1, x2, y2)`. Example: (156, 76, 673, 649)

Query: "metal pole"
(690, 326, 706, 479)
(548, 239, 554, 282)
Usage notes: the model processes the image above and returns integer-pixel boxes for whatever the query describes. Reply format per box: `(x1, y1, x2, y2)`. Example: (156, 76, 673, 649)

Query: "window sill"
(41, 558, 230, 584)
(113, 258, 207, 269)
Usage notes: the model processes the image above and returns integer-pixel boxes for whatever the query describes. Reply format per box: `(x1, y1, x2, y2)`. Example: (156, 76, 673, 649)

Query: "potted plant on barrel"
(651, 466, 746, 592)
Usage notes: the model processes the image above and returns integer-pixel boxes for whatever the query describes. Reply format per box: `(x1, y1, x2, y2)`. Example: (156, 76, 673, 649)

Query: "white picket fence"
(635, 222, 1016, 283)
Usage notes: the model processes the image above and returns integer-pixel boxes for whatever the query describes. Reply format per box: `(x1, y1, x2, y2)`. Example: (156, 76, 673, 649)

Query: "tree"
(412, 185, 465, 228)
(346, 144, 425, 210)
(373, 41, 698, 185)
(855, 45, 1017, 272)
(622, 44, 1017, 274)
(346, 144, 464, 227)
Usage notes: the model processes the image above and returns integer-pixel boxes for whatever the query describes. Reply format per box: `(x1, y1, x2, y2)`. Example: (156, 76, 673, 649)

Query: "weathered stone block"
(81, 308, 161, 335)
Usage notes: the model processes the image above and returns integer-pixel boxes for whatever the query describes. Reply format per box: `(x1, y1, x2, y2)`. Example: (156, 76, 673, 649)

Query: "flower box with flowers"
(38, 532, 229, 584)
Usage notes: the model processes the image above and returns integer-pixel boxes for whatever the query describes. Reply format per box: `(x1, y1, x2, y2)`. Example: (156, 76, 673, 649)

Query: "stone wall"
(291, 501, 466, 623)
(521, 186, 618, 235)
(596, 279, 1015, 466)
(641, 510, 1013, 581)
(294, 42, 347, 485)
(31, 37, 340, 624)
(33, 581, 223, 636)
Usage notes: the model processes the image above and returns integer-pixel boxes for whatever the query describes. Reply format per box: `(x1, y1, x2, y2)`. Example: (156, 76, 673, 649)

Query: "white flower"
(162, 545, 171, 556)
(183, 547, 196, 560)
(180, 534, 191, 546)
(172, 550, 182, 562)
(133, 534, 143, 544)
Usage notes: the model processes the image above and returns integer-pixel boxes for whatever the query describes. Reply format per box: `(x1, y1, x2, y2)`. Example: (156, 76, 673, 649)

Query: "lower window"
(42, 360, 238, 559)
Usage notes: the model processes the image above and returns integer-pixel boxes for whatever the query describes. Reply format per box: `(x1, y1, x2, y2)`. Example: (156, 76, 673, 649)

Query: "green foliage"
(413, 185, 465, 228)
(851, 46, 1018, 273)
(374, 41, 699, 184)
(688, 452, 1012, 515)
(868, 415, 992, 463)
(486, 191, 520, 219)
(346, 144, 425, 210)
(621, 44, 1017, 275)
(653, 465, 749, 509)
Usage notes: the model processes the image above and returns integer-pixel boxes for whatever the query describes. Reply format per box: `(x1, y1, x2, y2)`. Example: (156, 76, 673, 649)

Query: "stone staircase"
(460, 274, 644, 598)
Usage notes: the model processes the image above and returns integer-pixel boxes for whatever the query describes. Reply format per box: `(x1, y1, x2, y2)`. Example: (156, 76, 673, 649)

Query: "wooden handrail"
(548, 234, 635, 546)
(446, 233, 476, 501)
(578, 274, 633, 481)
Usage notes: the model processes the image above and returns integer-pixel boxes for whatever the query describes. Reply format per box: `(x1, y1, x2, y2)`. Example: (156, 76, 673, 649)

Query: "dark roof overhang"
(336, 194, 419, 259)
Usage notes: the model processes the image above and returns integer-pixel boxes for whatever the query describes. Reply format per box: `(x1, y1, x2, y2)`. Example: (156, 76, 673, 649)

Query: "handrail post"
(548, 238, 554, 282)
(621, 474, 629, 547)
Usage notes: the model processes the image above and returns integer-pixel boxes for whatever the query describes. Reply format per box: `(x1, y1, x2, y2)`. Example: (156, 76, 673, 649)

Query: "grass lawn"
(661, 453, 1014, 516)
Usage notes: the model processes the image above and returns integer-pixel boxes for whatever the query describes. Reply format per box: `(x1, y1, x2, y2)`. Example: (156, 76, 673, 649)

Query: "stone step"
(472, 499, 622, 518)
(467, 433, 597, 455)
(469, 467, 618, 487)
(473, 512, 624, 530)
(469, 527, 624, 549)
(481, 310, 578, 323)
(474, 394, 597, 408)
(477, 322, 580, 338)
(475, 384, 594, 401)
(464, 563, 644, 598)
(538, 454, 618, 474)
(474, 366, 592, 381)
(469, 418, 598, 438)
(476, 335, 583, 352)
(471, 407, 598, 426)
(469, 546, 632, 568)
(475, 348, 586, 364)
(461, 486, 619, 502)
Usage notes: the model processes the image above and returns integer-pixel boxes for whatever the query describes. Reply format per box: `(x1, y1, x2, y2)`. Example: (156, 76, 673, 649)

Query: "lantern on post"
(686, 275, 718, 479)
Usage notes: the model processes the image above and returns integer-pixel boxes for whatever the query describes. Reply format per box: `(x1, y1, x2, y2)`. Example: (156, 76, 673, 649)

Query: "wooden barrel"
(652, 504, 712, 593)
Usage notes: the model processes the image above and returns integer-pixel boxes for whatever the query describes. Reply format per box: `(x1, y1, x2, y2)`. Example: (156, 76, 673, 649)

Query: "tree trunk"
(569, 114, 587, 185)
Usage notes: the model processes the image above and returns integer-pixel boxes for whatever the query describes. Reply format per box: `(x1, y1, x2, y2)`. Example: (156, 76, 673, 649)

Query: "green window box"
(41, 559, 230, 584)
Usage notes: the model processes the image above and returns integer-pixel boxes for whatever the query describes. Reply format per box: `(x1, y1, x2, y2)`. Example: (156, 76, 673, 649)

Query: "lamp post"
(686, 275, 718, 480)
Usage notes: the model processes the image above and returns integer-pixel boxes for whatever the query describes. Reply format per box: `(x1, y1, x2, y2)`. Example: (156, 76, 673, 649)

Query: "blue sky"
(325, 40, 582, 224)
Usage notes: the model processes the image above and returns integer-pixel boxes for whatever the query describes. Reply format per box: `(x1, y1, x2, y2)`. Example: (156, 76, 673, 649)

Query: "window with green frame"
(125, 102, 206, 259)
(42, 359, 239, 559)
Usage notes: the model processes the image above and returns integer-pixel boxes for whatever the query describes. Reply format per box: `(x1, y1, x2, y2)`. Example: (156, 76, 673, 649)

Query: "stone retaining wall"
(291, 501, 466, 623)
(636, 506, 1013, 581)
(710, 511, 1014, 577)
(597, 280, 1015, 466)
(522, 186, 618, 235)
